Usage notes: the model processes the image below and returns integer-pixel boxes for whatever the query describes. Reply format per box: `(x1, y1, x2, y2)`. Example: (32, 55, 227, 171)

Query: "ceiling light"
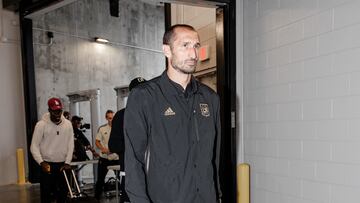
(94, 37, 109, 44)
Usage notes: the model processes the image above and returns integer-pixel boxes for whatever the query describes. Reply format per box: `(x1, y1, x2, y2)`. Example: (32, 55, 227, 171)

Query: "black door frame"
(19, 0, 236, 202)
(211, 2, 237, 203)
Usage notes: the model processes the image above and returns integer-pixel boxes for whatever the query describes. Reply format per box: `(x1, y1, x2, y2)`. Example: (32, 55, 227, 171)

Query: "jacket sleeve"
(214, 95, 222, 200)
(30, 122, 44, 165)
(65, 125, 74, 164)
(124, 89, 151, 203)
(109, 109, 125, 154)
(78, 130, 91, 147)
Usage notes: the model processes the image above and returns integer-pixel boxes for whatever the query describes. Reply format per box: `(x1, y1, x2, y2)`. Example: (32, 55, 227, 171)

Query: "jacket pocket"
(147, 156, 181, 202)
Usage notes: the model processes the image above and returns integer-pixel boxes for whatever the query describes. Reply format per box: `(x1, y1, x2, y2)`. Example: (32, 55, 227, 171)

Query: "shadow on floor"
(0, 183, 122, 203)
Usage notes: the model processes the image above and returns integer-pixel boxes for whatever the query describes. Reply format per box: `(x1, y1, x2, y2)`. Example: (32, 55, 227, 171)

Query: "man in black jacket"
(124, 24, 222, 203)
(109, 77, 146, 203)
(71, 115, 98, 161)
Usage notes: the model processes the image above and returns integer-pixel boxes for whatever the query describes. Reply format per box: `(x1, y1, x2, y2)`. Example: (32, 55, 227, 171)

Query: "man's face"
(49, 109, 63, 124)
(106, 113, 114, 125)
(72, 120, 81, 129)
(165, 28, 200, 74)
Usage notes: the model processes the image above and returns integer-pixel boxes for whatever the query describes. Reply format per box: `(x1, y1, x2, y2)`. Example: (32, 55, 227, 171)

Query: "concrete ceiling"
(2, 0, 21, 11)
(2, 0, 220, 17)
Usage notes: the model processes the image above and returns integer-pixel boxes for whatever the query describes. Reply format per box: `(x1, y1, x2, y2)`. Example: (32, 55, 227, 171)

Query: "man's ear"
(163, 44, 171, 58)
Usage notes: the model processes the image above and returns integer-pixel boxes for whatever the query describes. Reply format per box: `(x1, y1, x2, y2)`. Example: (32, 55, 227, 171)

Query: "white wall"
(242, 0, 360, 202)
(0, 2, 27, 185)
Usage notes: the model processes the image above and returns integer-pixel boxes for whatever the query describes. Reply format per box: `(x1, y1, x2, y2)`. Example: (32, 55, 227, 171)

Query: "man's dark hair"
(71, 115, 83, 122)
(105, 110, 114, 117)
(163, 24, 196, 46)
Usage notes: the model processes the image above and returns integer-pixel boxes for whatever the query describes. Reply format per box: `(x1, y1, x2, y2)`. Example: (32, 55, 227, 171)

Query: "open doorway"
(164, 2, 236, 202)
(169, 4, 218, 91)
(19, 0, 236, 202)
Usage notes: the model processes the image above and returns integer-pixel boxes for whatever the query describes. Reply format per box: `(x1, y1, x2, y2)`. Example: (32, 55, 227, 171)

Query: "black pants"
(95, 157, 119, 198)
(40, 162, 67, 203)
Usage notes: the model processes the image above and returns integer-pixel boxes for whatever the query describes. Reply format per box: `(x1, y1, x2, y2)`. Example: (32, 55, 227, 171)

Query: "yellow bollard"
(16, 148, 26, 185)
(237, 163, 250, 203)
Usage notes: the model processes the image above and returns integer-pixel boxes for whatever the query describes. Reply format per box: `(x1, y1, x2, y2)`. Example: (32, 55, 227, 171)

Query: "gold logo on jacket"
(200, 103, 210, 117)
(164, 107, 176, 116)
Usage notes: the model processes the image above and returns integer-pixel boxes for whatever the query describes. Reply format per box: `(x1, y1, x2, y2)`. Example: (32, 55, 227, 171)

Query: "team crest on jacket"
(200, 103, 210, 117)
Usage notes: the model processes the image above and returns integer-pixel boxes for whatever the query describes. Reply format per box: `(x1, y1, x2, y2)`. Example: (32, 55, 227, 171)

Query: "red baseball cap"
(48, 97, 63, 110)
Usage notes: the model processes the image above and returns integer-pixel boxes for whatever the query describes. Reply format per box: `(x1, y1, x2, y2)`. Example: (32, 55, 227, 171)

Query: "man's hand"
(95, 140, 110, 155)
(40, 161, 51, 174)
(92, 151, 100, 158)
(60, 163, 71, 171)
(88, 146, 100, 158)
(101, 147, 110, 155)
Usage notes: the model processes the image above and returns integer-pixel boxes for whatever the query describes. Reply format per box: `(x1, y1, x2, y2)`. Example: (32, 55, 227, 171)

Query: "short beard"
(50, 117, 62, 125)
(50, 114, 62, 124)
(171, 62, 196, 74)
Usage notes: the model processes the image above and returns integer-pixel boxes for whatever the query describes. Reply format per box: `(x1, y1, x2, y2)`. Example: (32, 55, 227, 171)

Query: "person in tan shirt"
(94, 110, 119, 200)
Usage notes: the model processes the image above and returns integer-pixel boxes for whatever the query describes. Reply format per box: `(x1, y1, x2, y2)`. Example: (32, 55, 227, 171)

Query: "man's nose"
(188, 47, 198, 59)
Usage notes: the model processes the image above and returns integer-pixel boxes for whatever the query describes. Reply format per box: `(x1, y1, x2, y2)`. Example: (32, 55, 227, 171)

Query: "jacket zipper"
(193, 109, 200, 141)
(144, 145, 150, 174)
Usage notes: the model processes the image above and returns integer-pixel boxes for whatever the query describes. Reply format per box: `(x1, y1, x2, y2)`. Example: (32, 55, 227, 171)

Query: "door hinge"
(231, 111, 236, 128)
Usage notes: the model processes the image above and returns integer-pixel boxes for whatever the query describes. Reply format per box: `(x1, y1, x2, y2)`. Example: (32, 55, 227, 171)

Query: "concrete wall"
(242, 0, 360, 202)
(30, 0, 164, 181)
(0, 1, 27, 185)
(32, 0, 165, 123)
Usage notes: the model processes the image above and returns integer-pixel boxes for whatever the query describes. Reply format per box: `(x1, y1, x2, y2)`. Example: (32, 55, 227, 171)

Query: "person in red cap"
(30, 97, 74, 203)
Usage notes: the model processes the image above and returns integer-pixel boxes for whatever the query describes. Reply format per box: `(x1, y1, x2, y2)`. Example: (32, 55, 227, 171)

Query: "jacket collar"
(160, 70, 198, 97)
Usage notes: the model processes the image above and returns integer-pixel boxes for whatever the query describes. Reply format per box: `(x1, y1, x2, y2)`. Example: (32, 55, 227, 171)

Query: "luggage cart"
(63, 169, 88, 199)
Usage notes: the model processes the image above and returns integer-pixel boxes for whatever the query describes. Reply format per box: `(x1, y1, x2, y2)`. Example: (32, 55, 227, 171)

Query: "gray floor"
(0, 183, 121, 203)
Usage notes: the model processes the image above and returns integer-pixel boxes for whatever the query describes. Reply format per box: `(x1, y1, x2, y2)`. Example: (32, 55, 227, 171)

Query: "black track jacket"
(124, 71, 221, 203)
